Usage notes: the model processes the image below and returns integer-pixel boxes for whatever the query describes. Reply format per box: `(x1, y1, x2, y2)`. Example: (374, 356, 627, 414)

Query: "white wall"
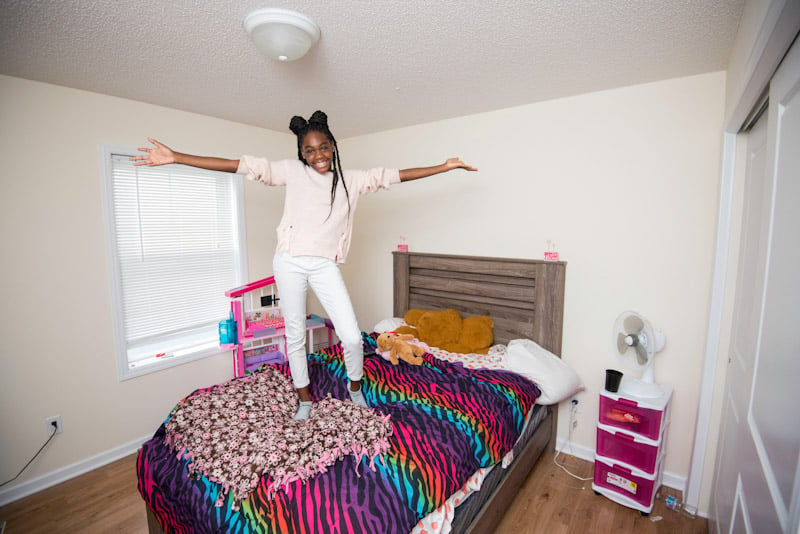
(340, 71, 726, 484)
(0, 74, 290, 497)
(0, 71, 726, 504)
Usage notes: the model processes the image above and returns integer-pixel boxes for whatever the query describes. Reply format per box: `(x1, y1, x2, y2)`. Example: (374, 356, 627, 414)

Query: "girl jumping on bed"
(133, 110, 477, 420)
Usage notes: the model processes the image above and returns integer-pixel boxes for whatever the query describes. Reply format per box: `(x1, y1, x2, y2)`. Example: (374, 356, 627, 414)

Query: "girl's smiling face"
(301, 131, 334, 174)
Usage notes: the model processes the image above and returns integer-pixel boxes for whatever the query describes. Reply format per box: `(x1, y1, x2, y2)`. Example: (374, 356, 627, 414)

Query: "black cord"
(0, 425, 58, 488)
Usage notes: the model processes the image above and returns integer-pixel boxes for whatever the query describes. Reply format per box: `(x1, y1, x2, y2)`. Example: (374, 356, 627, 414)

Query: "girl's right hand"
(130, 138, 175, 166)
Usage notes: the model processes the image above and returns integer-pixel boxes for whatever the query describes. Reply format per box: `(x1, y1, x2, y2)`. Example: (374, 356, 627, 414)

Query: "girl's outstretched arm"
(130, 138, 240, 173)
(399, 158, 477, 182)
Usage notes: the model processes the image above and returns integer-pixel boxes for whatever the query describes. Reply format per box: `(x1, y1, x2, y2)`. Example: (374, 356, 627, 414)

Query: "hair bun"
(308, 110, 328, 127)
(289, 115, 308, 135)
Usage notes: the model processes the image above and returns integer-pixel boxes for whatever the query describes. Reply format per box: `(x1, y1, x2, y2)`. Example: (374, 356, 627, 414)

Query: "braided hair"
(289, 110, 350, 218)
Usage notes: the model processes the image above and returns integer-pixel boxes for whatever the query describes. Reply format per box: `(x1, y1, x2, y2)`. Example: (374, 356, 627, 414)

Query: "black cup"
(605, 369, 623, 392)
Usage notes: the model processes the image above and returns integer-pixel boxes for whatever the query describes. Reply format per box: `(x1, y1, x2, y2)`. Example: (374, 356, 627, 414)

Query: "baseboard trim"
(556, 438, 687, 498)
(0, 434, 151, 507)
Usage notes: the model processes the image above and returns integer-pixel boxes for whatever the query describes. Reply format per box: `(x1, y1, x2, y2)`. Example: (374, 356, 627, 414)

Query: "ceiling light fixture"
(243, 8, 321, 62)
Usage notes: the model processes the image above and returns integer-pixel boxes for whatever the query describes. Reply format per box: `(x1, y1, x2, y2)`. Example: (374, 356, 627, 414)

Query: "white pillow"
(503, 339, 585, 405)
(373, 317, 405, 333)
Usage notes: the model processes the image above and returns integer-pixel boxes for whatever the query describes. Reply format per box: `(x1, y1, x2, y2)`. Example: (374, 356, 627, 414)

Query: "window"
(101, 145, 246, 379)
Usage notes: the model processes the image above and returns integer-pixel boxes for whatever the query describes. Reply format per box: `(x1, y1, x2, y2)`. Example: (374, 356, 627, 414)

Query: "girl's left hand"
(444, 158, 478, 172)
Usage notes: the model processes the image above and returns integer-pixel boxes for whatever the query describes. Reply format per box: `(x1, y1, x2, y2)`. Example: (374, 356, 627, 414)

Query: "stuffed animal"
(376, 332, 425, 366)
(396, 308, 494, 354)
(452, 315, 494, 354)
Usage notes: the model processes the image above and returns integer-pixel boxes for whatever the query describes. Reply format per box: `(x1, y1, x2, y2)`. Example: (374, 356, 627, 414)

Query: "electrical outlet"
(46, 416, 63, 435)
(568, 399, 579, 429)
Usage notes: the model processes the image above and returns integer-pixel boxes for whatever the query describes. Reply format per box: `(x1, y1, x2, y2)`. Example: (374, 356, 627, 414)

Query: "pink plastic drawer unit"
(598, 392, 668, 441)
(596, 423, 665, 474)
(593, 455, 662, 509)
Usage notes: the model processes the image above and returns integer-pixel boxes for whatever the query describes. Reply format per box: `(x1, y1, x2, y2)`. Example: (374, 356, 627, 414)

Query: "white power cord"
(553, 400, 593, 481)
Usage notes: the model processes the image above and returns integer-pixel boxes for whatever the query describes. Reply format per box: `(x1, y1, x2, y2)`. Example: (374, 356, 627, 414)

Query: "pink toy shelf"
(222, 276, 333, 377)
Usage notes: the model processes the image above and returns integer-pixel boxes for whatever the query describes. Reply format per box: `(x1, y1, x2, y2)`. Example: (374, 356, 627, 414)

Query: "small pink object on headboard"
(544, 240, 559, 261)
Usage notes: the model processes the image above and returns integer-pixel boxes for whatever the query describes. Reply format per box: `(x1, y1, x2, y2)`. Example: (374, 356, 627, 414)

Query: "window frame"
(100, 143, 247, 380)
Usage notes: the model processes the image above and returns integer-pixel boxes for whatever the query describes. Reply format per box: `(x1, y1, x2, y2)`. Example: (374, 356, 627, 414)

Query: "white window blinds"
(103, 148, 245, 378)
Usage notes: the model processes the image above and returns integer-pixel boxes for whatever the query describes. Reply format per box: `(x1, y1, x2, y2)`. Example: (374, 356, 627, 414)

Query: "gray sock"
(293, 401, 313, 420)
(349, 386, 367, 408)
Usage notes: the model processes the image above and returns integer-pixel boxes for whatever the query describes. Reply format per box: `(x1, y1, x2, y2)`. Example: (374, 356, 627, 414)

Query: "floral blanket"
(137, 333, 540, 533)
(164, 366, 392, 509)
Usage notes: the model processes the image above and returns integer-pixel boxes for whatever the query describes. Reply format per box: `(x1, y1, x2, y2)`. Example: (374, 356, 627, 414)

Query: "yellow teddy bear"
(376, 332, 425, 365)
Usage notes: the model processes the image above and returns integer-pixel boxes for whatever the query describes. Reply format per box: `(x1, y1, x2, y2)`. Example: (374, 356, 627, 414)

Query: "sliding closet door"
(712, 91, 771, 534)
(710, 39, 800, 534)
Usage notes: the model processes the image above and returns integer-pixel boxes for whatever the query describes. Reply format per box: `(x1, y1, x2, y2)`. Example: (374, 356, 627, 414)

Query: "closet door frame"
(685, 0, 800, 517)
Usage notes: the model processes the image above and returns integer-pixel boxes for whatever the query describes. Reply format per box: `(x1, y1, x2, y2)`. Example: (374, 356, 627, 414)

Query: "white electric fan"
(612, 311, 666, 398)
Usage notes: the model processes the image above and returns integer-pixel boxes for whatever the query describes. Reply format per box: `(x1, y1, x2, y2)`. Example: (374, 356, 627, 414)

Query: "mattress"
(138, 333, 542, 533)
(447, 403, 549, 532)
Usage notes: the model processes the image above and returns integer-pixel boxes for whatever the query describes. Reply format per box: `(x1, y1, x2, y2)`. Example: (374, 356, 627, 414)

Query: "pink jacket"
(237, 156, 400, 263)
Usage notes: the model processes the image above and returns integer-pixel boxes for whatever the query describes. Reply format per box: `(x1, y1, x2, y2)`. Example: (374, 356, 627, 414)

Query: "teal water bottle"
(219, 312, 238, 345)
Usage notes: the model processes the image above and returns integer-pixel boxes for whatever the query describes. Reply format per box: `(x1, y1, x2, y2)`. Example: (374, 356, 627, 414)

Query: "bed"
(138, 251, 566, 534)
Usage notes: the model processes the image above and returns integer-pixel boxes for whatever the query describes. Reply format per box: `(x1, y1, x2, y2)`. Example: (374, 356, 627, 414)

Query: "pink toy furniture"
(222, 276, 333, 377)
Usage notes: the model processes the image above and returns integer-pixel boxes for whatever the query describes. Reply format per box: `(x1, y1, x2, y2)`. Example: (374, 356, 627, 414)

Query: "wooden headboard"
(393, 251, 566, 355)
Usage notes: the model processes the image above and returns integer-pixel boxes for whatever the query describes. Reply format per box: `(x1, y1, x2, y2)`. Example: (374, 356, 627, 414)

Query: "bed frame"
(145, 251, 566, 534)
(393, 251, 566, 533)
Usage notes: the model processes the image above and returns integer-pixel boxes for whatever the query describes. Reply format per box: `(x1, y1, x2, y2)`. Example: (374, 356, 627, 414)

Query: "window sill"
(119, 343, 225, 381)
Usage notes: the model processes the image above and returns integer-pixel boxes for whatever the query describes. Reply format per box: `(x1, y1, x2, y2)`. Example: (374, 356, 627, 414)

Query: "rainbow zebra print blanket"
(137, 333, 540, 533)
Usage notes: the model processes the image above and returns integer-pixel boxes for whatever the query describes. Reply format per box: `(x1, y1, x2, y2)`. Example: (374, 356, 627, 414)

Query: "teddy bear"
(451, 315, 494, 354)
(376, 332, 425, 365)
(395, 308, 494, 354)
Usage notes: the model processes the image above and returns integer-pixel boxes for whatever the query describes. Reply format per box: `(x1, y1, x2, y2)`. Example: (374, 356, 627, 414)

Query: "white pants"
(272, 253, 363, 389)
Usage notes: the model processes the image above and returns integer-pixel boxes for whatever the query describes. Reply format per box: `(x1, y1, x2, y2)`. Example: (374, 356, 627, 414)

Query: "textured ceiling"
(0, 0, 744, 138)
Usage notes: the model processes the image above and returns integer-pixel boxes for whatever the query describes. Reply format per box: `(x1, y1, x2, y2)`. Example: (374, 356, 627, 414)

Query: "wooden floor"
(0, 455, 146, 534)
(495, 451, 708, 534)
(0, 451, 708, 533)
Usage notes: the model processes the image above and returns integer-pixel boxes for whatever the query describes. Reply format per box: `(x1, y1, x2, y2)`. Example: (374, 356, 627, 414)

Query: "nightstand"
(592, 383, 672, 514)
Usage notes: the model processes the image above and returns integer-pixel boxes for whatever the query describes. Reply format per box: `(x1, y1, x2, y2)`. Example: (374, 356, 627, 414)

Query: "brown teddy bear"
(395, 308, 494, 354)
(451, 315, 494, 354)
(376, 332, 425, 365)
